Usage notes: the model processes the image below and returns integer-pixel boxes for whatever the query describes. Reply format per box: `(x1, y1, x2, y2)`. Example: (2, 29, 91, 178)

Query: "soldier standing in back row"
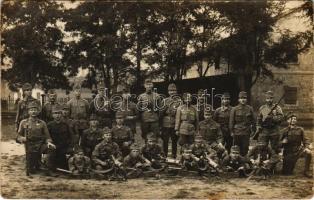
(281, 114, 312, 178)
(47, 105, 74, 169)
(115, 84, 139, 137)
(175, 92, 199, 147)
(15, 83, 41, 131)
(138, 78, 162, 142)
(199, 105, 227, 159)
(214, 92, 233, 153)
(111, 112, 134, 157)
(160, 83, 181, 158)
(67, 84, 90, 140)
(42, 89, 60, 123)
(256, 90, 284, 153)
(89, 82, 113, 128)
(229, 91, 255, 156)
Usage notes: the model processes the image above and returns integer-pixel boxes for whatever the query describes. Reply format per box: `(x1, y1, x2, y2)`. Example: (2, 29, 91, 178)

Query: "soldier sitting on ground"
(123, 144, 152, 178)
(80, 114, 105, 158)
(141, 134, 166, 169)
(199, 105, 227, 160)
(16, 101, 56, 176)
(180, 146, 197, 171)
(68, 148, 91, 175)
(247, 140, 280, 178)
(190, 135, 221, 174)
(111, 112, 134, 157)
(281, 114, 312, 178)
(222, 145, 250, 177)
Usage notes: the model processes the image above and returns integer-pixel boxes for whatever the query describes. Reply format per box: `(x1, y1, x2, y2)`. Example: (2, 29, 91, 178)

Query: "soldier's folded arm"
(301, 127, 310, 149)
(16, 120, 26, 143)
(174, 106, 181, 134)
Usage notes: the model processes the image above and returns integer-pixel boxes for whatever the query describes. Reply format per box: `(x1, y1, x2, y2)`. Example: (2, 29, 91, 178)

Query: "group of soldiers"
(15, 79, 312, 179)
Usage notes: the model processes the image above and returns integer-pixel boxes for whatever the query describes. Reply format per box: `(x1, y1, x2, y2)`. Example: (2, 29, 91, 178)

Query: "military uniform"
(161, 84, 181, 158)
(222, 146, 250, 177)
(190, 139, 219, 170)
(248, 142, 280, 171)
(214, 93, 233, 153)
(115, 101, 138, 136)
(66, 86, 90, 136)
(61, 104, 79, 146)
(111, 124, 134, 157)
(257, 91, 284, 153)
(281, 125, 312, 176)
(68, 150, 91, 174)
(138, 79, 162, 141)
(175, 93, 199, 146)
(141, 139, 164, 169)
(199, 118, 226, 158)
(42, 89, 60, 123)
(47, 118, 73, 169)
(229, 91, 255, 156)
(16, 102, 54, 174)
(92, 140, 121, 170)
(90, 95, 113, 128)
(80, 127, 105, 158)
(15, 83, 41, 131)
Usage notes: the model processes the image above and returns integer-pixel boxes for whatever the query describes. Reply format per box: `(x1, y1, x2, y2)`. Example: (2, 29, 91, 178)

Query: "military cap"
(222, 92, 230, 99)
(168, 83, 177, 90)
(116, 84, 126, 93)
(130, 143, 140, 150)
(27, 101, 40, 110)
(47, 89, 56, 94)
(182, 92, 192, 100)
(74, 147, 84, 154)
(103, 127, 112, 134)
(204, 104, 213, 114)
(73, 84, 81, 90)
(147, 134, 157, 142)
(257, 140, 267, 146)
(97, 82, 105, 90)
(89, 114, 98, 121)
(238, 91, 247, 98)
(286, 113, 298, 120)
(194, 134, 204, 142)
(52, 105, 62, 113)
(62, 104, 70, 110)
(230, 145, 240, 153)
(144, 78, 153, 84)
(22, 83, 32, 91)
(265, 90, 274, 97)
(115, 112, 125, 119)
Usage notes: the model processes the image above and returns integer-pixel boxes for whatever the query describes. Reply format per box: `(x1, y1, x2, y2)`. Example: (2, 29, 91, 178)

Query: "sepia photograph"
(1, 0, 313, 199)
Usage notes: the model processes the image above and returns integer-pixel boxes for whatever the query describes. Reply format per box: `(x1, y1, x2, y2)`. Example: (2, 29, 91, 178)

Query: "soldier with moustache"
(42, 89, 60, 123)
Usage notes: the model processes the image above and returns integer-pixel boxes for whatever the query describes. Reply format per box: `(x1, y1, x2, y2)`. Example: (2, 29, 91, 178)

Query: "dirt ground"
(1, 121, 313, 199)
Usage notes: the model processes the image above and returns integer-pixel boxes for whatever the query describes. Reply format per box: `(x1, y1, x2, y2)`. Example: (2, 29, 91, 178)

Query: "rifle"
(251, 93, 285, 140)
(25, 123, 30, 176)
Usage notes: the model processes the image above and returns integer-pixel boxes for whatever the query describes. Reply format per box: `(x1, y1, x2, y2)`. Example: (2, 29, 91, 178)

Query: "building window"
(284, 86, 297, 105)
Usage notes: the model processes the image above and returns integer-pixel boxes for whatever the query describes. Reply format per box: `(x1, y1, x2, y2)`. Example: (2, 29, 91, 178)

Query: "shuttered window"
(284, 86, 297, 105)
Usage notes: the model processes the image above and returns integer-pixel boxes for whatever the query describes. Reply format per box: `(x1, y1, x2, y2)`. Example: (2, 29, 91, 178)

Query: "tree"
(212, 1, 313, 92)
(63, 1, 133, 93)
(1, 0, 68, 91)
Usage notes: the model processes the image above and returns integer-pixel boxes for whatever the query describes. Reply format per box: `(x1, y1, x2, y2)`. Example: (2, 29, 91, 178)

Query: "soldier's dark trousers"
(258, 128, 280, 153)
(179, 134, 194, 147)
(282, 151, 312, 175)
(53, 148, 68, 169)
(233, 135, 250, 156)
(223, 132, 233, 153)
(141, 121, 159, 142)
(26, 151, 41, 173)
(161, 127, 178, 158)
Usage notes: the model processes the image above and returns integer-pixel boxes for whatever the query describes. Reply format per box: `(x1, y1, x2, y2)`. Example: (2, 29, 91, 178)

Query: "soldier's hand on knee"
(175, 130, 179, 135)
(304, 148, 311, 154)
(47, 142, 56, 149)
